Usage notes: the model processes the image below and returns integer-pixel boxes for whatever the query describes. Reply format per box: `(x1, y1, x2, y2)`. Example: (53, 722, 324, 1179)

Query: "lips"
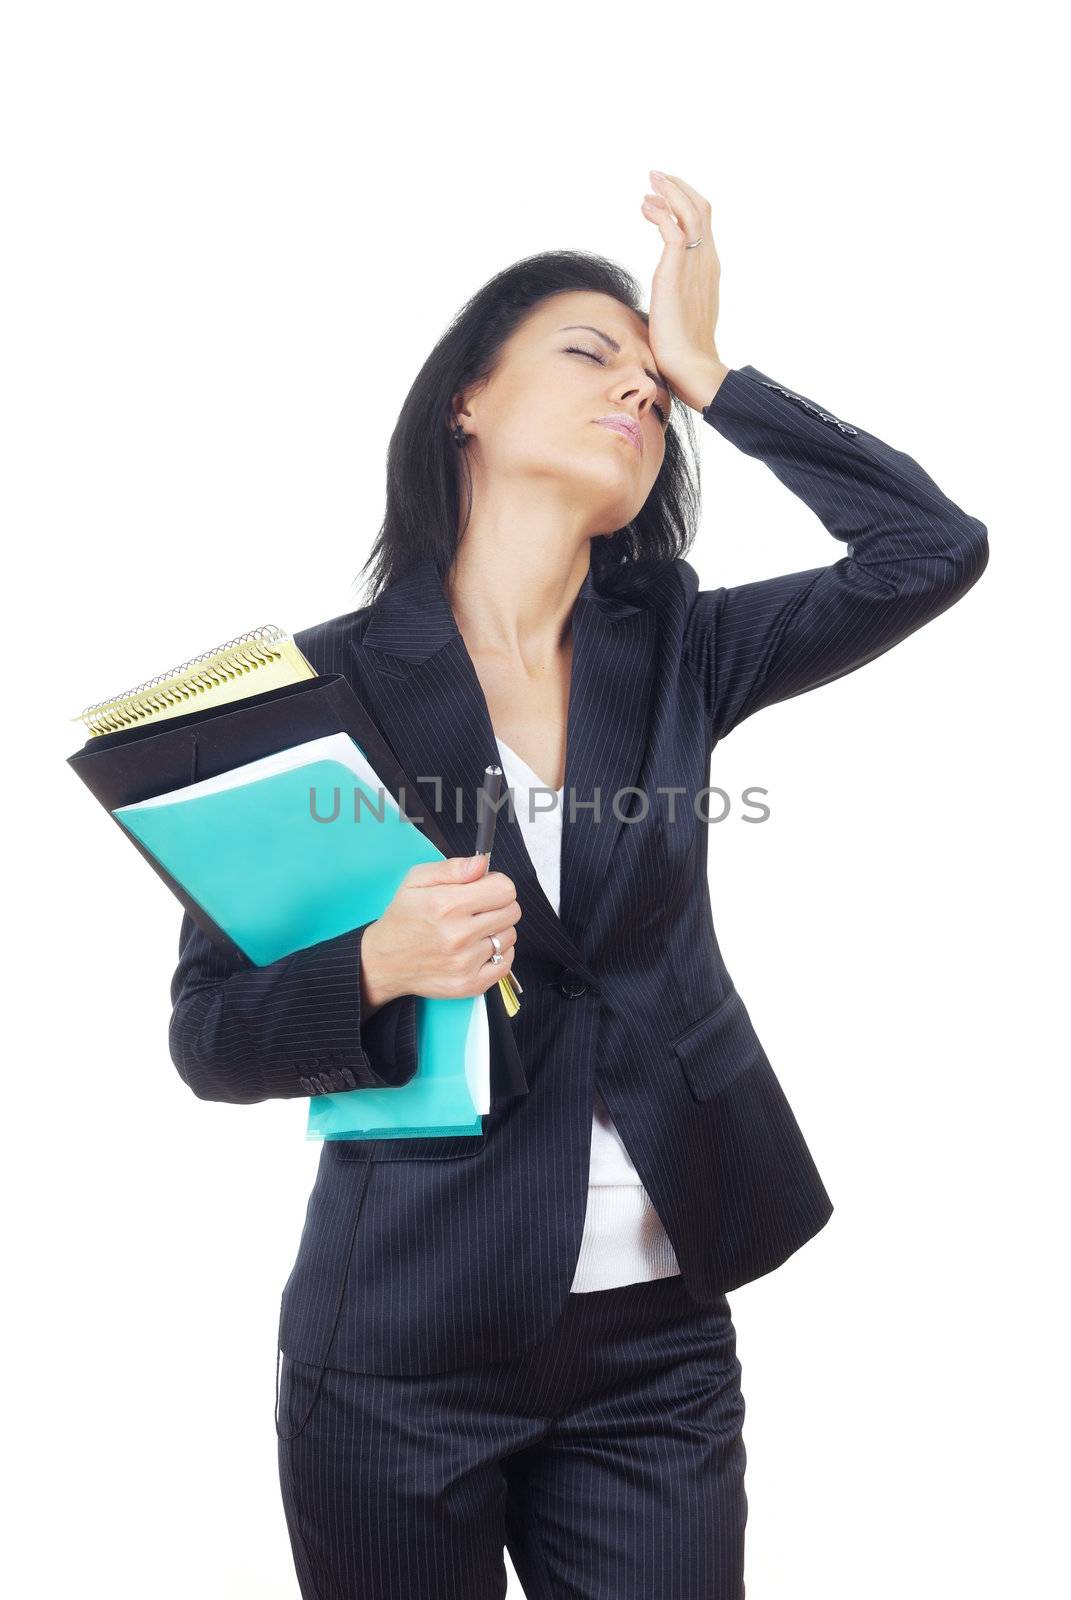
(595, 415, 643, 453)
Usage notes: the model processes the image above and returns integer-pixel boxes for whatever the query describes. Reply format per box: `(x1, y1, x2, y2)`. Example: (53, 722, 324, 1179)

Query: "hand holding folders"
(66, 624, 527, 1141)
(359, 851, 521, 1010)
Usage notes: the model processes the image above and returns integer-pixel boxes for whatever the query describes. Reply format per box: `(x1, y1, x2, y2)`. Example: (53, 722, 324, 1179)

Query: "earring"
(452, 420, 468, 448)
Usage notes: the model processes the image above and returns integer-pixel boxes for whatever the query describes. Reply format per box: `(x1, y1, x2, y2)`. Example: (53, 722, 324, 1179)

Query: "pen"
(476, 762, 523, 1010)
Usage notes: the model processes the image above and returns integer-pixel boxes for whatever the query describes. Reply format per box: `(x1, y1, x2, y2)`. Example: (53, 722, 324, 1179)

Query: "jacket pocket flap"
(671, 989, 769, 1101)
(331, 1133, 486, 1162)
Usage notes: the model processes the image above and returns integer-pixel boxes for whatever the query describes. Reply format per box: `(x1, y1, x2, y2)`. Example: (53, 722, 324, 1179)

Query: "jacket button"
(298, 1075, 316, 1094)
(558, 973, 588, 998)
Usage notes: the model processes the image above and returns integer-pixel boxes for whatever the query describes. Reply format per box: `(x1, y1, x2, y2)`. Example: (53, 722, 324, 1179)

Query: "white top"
(493, 733, 682, 1292)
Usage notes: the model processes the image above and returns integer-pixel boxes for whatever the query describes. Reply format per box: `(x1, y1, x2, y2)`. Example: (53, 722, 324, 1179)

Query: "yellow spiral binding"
(72, 625, 315, 737)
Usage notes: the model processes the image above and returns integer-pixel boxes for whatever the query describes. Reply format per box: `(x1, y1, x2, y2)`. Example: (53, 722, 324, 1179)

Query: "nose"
(615, 370, 661, 414)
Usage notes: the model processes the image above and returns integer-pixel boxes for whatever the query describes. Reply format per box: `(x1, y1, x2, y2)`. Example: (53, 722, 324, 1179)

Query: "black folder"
(67, 674, 529, 1098)
(67, 674, 454, 966)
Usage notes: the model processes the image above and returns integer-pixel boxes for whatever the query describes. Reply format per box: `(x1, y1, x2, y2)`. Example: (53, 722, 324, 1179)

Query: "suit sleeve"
(168, 910, 419, 1105)
(681, 364, 989, 745)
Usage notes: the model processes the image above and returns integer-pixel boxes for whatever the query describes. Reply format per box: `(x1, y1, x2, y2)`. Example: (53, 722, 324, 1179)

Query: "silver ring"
(488, 933, 503, 966)
(685, 236, 704, 249)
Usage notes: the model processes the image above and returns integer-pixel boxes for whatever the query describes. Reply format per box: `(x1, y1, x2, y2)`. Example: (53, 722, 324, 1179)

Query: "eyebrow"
(556, 325, 672, 404)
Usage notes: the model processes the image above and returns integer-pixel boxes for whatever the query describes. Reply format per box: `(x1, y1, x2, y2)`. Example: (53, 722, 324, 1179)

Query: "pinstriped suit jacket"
(168, 364, 989, 1376)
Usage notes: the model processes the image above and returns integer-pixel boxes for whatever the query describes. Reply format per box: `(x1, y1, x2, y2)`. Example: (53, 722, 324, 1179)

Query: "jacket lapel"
(356, 554, 655, 981)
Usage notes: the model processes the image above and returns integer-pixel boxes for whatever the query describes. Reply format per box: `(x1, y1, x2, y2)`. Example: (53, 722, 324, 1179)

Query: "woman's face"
(454, 291, 671, 535)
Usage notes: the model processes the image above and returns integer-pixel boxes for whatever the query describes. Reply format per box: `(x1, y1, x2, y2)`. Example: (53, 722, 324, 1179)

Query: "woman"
(169, 171, 988, 1599)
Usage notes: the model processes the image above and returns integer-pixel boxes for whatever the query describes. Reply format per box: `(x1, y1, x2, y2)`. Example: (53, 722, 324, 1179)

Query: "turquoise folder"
(113, 734, 490, 1140)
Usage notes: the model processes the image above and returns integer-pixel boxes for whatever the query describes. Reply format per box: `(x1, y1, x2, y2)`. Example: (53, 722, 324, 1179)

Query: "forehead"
(523, 291, 650, 351)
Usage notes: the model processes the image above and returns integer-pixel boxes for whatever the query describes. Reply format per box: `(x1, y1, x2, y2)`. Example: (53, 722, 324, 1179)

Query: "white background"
(5, 2, 1066, 1595)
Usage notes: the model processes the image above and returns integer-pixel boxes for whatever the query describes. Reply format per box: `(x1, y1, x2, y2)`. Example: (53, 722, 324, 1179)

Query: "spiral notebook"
(73, 625, 318, 738)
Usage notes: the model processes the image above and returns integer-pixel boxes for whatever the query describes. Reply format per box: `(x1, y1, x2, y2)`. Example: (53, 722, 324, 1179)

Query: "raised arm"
(637, 172, 988, 749)
(169, 912, 418, 1105)
(680, 365, 989, 745)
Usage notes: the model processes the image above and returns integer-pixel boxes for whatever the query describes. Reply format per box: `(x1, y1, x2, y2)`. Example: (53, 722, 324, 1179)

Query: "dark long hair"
(354, 250, 704, 606)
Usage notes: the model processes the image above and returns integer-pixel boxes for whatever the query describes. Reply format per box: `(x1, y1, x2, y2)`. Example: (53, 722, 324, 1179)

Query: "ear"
(450, 384, 480, 432)
(452, 368, 494, 430)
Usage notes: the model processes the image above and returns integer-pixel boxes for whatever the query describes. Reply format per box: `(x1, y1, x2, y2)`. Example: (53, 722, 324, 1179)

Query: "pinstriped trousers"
(275, 1273, 748, 1599)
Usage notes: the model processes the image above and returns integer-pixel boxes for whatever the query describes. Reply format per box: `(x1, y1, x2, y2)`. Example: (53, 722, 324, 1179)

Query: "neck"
(446, 504, 598, 665)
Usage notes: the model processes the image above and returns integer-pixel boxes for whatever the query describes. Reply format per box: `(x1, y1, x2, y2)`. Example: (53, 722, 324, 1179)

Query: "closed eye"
(563, 345, 669, 427)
